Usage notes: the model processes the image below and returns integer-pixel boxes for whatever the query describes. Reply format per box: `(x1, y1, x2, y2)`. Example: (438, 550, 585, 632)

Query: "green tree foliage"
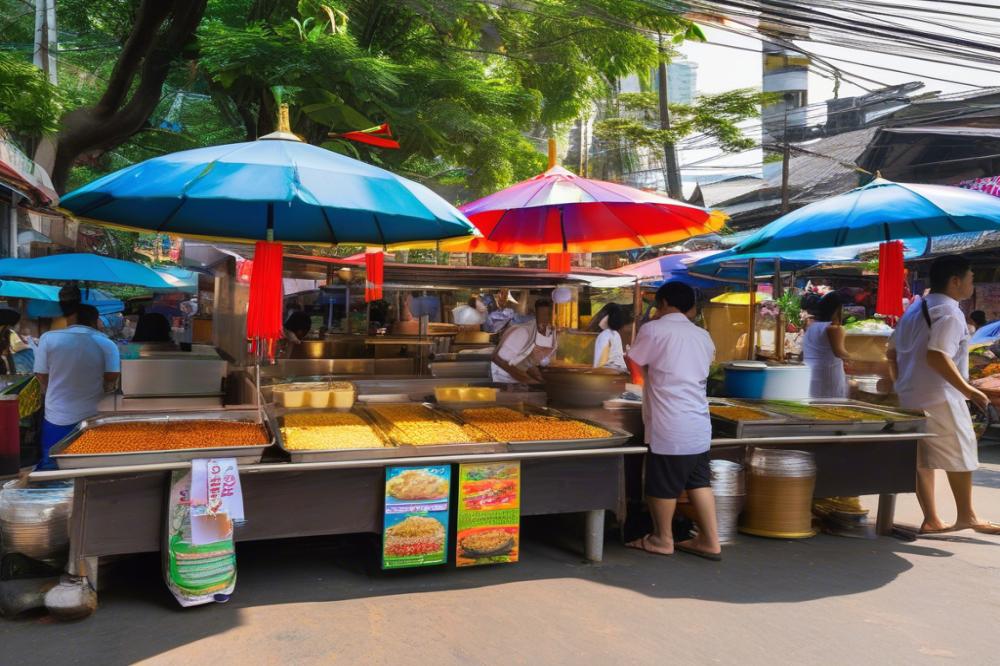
(1, 0, 711, 197)
(0, 51, 63, 138)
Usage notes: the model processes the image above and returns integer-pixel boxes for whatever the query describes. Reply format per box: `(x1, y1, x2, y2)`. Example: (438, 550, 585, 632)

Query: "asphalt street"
(2, 448, 998, 666)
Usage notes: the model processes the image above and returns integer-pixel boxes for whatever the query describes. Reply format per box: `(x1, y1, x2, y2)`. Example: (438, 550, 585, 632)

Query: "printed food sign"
(382, 465, 451, 569)
(456, 462, 520, 567)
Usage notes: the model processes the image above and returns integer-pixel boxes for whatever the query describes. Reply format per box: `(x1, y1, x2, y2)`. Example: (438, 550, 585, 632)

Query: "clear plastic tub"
(329, 382, 356, 409)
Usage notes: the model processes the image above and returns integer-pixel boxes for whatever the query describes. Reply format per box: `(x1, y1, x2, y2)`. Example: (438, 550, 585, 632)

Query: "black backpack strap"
(921, 299, 934, 328)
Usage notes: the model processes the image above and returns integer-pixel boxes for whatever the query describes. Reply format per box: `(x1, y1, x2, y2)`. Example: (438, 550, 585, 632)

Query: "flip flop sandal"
(971, 522, 1000, 535)
(918, 526, 958, 535)
(676, 542, 722, 562)
(626, 535, 673, 557)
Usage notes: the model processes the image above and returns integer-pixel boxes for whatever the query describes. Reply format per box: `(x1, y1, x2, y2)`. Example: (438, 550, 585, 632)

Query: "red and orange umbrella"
(442, 166, 726, 255)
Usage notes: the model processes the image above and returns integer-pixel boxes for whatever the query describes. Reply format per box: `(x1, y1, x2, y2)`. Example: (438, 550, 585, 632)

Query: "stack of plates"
(0, 480, 73, 561)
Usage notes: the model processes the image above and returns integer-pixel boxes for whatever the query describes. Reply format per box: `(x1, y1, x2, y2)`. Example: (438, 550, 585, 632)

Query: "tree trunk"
(51, 0, 209, 192)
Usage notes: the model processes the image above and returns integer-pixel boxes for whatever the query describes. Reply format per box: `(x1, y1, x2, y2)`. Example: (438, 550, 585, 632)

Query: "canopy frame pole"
(632, 277, 641, 345)
(774, 258, 784, 362)
(747, 259, 757, 361)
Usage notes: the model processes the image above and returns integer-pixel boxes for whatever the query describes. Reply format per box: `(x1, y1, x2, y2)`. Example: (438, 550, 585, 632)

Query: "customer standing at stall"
(592, 303, 628, 373)
(33, 286, 121, 469)
(491, 298, 556, 385)
(626, 282, 721, 560)
(888, 255, 1000, 535)
(803, 292, 851, 399)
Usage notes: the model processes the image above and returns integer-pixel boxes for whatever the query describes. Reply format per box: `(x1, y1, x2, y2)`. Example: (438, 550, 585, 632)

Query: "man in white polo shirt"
(888, 255, 999, 535)
(626, 281, 721, 561)
(34, 291, 120, 469)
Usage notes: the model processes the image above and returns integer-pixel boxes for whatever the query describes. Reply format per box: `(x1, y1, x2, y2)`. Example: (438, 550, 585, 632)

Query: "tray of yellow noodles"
(362, 403, 506, 455)
(449, 403, 632, 451)
(273, 407, 400, 462)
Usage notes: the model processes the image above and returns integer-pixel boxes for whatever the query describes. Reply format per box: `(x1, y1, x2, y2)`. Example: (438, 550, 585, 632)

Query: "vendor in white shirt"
(491, 298, 556, 384)
(888, 255, 999, 535)
(592, 303, 628, 373)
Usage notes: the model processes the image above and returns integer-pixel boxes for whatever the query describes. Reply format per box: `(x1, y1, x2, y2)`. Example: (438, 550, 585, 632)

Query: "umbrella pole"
(747, 259, 756, 361)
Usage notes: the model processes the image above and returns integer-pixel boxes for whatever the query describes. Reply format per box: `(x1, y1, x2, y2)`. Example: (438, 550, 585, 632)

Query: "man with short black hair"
(626, 281, 721, 560)
(34, 288, 120, 469)
(889, 255, 999, 535)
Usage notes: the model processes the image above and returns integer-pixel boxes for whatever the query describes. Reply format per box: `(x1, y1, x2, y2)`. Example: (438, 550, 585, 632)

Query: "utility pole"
(657, 35, 683, 200)
(33, 0, 58, 173)
(780, 100, 791, 213)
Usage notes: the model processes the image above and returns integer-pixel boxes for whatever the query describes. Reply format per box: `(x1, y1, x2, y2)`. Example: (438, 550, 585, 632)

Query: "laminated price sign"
(382, 465, 451, 569)
(456, 461, 520, 567)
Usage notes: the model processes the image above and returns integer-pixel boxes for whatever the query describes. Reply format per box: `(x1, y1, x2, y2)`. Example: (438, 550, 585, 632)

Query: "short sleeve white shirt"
(491, 325, 532, 383)
(593, 329, 626, 371)
(34, 325, 121, 426)
(889, 293, 969, 410)
(627, 313, 716, 455)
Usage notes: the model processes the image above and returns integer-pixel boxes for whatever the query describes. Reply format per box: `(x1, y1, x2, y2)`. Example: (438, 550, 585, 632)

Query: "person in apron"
(491, 298, 557, 384)
(803, 292, 850, 399)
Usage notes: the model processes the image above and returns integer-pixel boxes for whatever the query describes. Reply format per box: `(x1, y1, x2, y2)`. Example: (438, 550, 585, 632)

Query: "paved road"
(3, 449, 999, 666)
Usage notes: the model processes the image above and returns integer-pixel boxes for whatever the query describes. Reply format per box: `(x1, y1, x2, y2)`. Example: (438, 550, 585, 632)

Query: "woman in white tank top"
(803, 292, 851, 399)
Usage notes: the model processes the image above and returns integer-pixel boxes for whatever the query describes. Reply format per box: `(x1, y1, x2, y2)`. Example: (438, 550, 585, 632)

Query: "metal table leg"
(876, 493, 897, 536)
(585, 509, 605, 563)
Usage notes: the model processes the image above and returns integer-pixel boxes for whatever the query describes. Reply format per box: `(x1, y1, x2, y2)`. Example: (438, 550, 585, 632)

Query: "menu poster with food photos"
(456, 462, 521, 567)
(382, 465, 451, 570)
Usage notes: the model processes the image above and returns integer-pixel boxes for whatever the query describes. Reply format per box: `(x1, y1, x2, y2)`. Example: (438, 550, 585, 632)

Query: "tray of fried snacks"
(50, 410, 273, 469)
(273, 407, 401, 462)
(362, 403, 507, 455)
(448, 403, 632, 451)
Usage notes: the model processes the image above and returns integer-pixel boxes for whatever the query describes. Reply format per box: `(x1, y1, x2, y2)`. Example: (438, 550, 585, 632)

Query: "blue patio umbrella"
(719, 178, 1000, 258)
(0, 254, 179, 290)
(688, 239, 928, 281)
(58, 137, 478, 247)
(0, 279, 124, 317)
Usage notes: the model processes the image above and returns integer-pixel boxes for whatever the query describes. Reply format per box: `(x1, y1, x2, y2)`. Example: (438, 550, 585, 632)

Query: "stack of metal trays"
(362, 402, 506, 456)
(271, 405, 402, 462)
(49, 410, 274, 469)
(0, 480, 73, 562)
(442, 402, 632, 452)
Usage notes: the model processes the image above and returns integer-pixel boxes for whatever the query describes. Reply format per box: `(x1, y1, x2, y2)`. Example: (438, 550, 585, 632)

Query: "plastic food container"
(273, 384, 308, 408)
(274, 382, 330, 409)
(434, 386, 498, 403)
(329, 382, 356, 409)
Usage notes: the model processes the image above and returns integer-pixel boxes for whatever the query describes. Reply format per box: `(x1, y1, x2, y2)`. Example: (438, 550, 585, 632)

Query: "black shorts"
(644, 451, 711, 500)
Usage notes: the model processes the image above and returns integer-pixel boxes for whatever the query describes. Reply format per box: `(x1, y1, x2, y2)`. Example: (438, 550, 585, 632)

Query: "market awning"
(0, 136, 58, 206)
(0, 279, 123, 316)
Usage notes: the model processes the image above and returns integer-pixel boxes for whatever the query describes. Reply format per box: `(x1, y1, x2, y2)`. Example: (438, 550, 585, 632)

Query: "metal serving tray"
(708, 399, 794, 439)
(361, 402, 507, 456)
(270, 405, 403, 462)
(727, 399, 914, 436)
(50, 409, 274, 469)
(442, 402, 633, 452)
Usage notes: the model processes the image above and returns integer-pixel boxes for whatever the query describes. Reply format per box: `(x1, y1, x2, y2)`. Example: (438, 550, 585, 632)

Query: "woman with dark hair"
(803, 292, 851, 399)
(592, 303, 627, 372)
(131, 312, 174, 344)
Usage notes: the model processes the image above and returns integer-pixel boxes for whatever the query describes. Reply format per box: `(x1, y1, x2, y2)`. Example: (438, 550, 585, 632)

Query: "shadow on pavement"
(0, 513, 956, 665)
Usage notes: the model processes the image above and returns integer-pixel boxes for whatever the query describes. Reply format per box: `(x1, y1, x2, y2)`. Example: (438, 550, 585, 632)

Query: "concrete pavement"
(2, 448, 998, 665)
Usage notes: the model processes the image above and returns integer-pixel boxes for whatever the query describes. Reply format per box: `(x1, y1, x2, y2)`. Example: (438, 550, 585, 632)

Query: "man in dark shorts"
(626, 282, 721, 560)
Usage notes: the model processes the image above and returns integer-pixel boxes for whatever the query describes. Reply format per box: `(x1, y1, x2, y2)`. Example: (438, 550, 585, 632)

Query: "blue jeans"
(38, 418, 77, 470)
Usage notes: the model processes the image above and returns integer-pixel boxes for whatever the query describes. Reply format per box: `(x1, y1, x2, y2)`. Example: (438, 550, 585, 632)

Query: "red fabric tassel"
(246, 241, 284, 359)
(365, 250, 384, 302)
(875, 240, 905, 318)
(547, 252, 571, 273)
